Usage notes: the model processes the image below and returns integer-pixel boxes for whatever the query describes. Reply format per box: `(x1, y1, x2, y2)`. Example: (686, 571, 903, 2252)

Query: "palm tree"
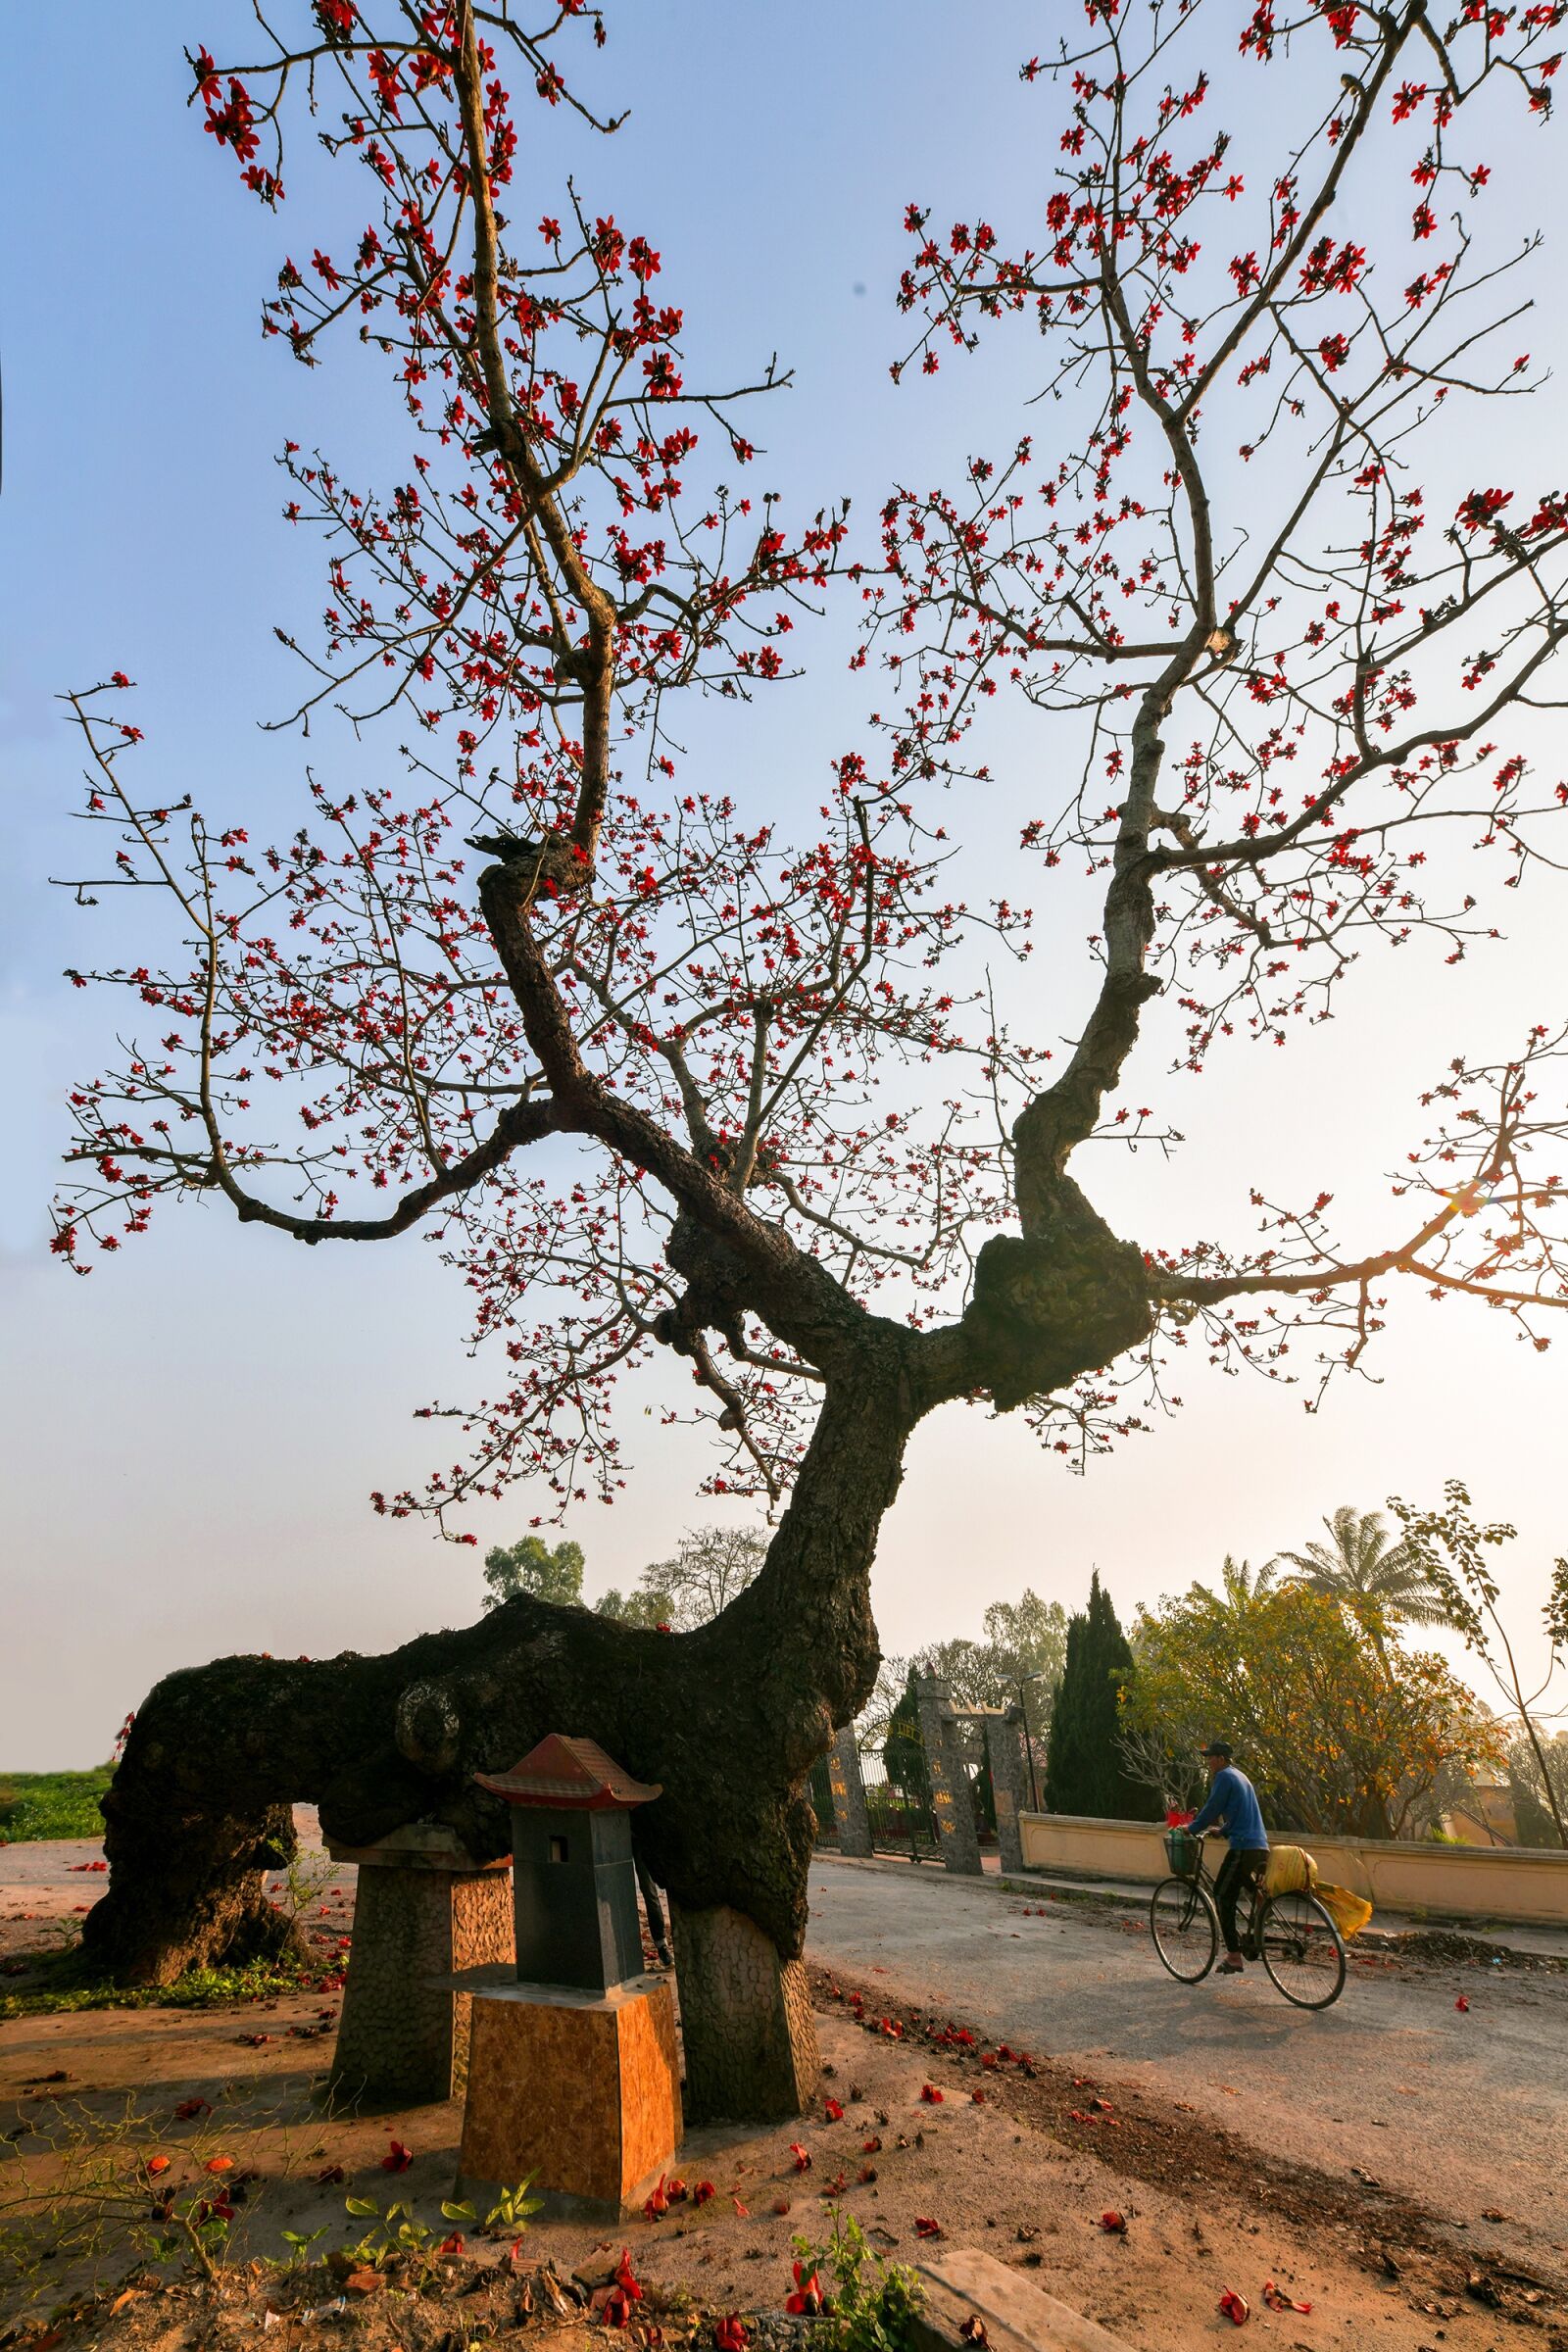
(1269, 1506, 1445, 1653)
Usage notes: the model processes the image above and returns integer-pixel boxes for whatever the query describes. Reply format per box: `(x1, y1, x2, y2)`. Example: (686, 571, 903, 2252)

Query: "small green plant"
(793, 2210, 924, 2352)
(473, 2177, 543, 2235)
(280, 2223, 329, 2267)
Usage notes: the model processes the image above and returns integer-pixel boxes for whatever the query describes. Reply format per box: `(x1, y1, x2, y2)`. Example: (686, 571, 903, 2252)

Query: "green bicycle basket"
(1163, 1828, 1200, 1879)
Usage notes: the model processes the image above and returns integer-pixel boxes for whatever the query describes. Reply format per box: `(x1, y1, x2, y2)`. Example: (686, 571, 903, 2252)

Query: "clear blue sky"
(4, 5, 1565, 1767)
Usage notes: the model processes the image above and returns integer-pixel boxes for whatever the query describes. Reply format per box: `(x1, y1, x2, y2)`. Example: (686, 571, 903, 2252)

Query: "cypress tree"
(1044, 1572, 1156, 1819)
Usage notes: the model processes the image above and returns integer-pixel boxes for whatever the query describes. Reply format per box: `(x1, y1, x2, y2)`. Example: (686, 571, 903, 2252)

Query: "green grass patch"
(0, 1948, 332, 2022)
(0, 1768, 112, 1843)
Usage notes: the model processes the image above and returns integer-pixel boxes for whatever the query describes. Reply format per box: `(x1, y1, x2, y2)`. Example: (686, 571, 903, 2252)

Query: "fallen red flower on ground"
(1217, 2289, 1250, 2326)
(381, 2139, 414, 2173)
(1261, 2281, 1312, 2314)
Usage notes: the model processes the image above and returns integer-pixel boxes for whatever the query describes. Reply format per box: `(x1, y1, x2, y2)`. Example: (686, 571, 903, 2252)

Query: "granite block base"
(457, 1977, 681, 2219)
(324, 1829, 513, 2109)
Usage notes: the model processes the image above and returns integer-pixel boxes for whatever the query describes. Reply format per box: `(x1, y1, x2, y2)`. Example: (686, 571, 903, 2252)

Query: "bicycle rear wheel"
(1150, 1876, 1218, 1984)
(1257, 1890, 1346, 2009)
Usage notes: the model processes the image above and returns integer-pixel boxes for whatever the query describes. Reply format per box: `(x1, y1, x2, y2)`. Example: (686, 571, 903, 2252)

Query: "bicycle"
(1149, 1829, 1347, 2010)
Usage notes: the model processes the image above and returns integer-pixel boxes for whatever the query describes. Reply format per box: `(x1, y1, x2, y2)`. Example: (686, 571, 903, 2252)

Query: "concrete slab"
(911, 2247, 1132, 2352)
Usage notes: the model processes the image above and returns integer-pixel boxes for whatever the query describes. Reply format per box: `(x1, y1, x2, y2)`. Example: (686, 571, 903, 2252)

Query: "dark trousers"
(1213, 1846, 1267, 1955)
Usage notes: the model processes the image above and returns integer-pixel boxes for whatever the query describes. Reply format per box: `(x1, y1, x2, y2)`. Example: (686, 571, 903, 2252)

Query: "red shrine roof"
(473, 1734, 662, 1810)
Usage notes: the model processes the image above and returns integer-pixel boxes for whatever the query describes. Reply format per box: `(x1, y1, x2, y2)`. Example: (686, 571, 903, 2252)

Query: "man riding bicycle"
(1186, 1740, 1268, 1975)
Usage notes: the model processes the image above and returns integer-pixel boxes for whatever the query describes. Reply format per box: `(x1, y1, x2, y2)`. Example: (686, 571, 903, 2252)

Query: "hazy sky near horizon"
(4, 4, 1567, 1771)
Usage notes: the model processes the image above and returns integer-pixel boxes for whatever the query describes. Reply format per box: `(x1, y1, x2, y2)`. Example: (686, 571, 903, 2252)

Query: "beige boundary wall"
(1017, 1810, 1568, 1926)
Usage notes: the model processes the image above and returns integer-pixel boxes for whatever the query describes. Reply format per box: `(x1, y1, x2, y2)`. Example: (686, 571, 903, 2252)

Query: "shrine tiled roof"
(473, 1733, 662, 1809)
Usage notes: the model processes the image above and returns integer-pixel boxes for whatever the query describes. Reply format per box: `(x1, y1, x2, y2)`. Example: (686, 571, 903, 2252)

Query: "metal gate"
(859, 1746, 942, 1861)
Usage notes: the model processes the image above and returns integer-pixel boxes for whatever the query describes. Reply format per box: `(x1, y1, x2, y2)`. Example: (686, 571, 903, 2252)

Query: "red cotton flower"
(785, 2263, 824, 2316)
(823, 2096, 843, 2121)
(914, 2218, 944, 2240)
(1217, 2289, 1250, 2326)
(919, 2083, 945, 2104)
(601, 2248, 644, 2325)
(1099, 2211, 1127, 2233)
(380, 2138, 414, 2173)
(1261, 2281, 1312, 2314)
(789, 2142, 811, 2172)
(714, 2320, 749, 2352)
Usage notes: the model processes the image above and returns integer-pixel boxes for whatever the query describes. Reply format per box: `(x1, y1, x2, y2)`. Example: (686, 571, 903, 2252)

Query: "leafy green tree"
(595, 1582, 675, 1631)
(1044, 1574, 1156, 1820)
(1269, 1506, 1442, 1659)
(1125, 1578, 1502, 1838)
(982, 1590, 1070, 1700)
(482, 1535, 584, 1612)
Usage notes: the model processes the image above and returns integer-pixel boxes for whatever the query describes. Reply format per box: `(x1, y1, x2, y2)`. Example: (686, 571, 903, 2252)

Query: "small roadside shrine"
(456, 1734, 683, 2218)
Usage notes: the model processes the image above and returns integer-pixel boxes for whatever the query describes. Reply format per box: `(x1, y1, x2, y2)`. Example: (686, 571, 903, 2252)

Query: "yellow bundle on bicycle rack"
(1261, 1844, 1373, 1937)
(1314, 1881, 1374, 1940)
(1262, 1844, 1316, 1897)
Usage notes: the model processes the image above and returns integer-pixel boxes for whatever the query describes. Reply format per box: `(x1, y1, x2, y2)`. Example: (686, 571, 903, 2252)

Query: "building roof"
(473, 1733, 662, 1810)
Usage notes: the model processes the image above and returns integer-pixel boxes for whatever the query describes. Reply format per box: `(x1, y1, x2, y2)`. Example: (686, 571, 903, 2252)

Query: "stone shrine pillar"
(984, 1707, 1028, 1877)
(324, 1823, 513, 2107)
(457, 1735, 683, 2216)
(827, 1726, 873, 1859)
(916, 1677, 982, 1877)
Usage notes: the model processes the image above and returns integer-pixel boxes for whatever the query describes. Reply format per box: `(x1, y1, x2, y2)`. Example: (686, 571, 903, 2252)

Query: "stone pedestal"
(325, 1825, 513, 2108)
(670, 1899, 818, 2124)
(917, 1678, 983, 1877)
(827, 1727, 874, 1859)
(984, 1709, 1028, 1877)
(457, 1976, 681, 2218)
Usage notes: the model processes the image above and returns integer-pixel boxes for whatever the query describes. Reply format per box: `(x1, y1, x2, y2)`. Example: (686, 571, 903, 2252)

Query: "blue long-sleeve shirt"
(1189, 1765, 1269, 1853)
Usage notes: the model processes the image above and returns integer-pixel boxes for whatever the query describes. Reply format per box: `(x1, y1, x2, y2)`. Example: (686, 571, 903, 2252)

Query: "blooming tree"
(60, 0, 1568, 2113)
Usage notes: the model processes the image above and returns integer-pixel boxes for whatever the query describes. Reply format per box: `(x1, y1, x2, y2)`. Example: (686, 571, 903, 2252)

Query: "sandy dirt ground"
(3, 1834, 1566, 2352)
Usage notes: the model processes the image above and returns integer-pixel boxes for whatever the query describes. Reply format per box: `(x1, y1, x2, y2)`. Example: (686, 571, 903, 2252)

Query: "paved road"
(805, 1854, 1568, 2275)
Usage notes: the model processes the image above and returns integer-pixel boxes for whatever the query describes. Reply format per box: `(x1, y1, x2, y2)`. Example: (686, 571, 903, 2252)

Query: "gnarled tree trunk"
(87, 1192, 1152, 2121)
(87, 1370, 906, 2119)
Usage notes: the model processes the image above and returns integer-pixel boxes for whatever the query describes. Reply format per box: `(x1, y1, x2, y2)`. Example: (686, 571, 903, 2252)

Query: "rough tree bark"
(86, 1180, 1152, 2120)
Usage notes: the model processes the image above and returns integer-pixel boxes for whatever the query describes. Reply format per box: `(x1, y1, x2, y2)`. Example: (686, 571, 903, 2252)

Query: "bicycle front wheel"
(1150, 1876, 1218, 1984)
(1257, 1890, 1347, 2010)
